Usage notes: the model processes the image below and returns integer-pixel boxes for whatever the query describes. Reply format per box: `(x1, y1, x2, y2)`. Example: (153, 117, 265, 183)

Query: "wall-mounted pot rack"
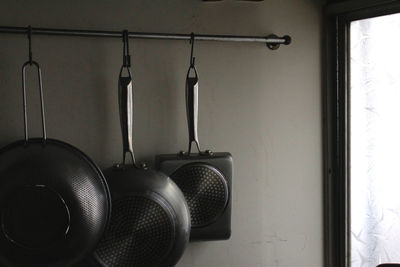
(0, 26, 291, 50)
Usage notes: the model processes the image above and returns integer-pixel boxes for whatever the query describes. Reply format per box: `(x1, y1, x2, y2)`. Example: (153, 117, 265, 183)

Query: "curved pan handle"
(118, 30, 141, 168)
(185, 66, 201, 154)
(118, 67, 139, 167)
(22, 60, 47, 143)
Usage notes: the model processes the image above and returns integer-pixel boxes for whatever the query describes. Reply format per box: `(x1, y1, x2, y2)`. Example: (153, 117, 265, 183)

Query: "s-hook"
(28, 25, 33, 65)
(122, 30, 131, 68)
(187, 32, 198, 78)
(189, 32, 196, 68)
(119, 30, 132, 80)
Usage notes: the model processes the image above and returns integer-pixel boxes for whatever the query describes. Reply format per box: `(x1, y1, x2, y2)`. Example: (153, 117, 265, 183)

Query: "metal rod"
(0, 26, 291, 48)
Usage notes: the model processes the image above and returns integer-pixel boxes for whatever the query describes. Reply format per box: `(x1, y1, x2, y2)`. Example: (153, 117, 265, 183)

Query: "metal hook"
(120, 30, 132, 80)
(190, 32, 195, 68)
(28, 25, 32, 65)
(122, 30, 131, 68)
(186, 32, 198, 79)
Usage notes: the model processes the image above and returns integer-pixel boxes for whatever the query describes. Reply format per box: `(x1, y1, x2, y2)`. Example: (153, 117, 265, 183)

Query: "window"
(324, 2, 400, 267)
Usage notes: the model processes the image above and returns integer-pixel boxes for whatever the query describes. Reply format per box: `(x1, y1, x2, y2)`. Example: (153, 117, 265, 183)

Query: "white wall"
(0, 1, 323, 266)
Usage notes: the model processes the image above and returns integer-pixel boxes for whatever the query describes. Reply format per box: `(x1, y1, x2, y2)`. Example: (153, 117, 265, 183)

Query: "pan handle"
(184, 33, 212, 156)
(185, 66, 202, 154)
(22, 26, 47, 143)
(118, 30, 140, 168)
(22, 61, 47, 142)
(118, 67, 139, 167)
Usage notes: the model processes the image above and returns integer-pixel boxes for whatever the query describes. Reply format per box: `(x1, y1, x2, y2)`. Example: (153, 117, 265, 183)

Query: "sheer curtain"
(350, 13, 400, 267)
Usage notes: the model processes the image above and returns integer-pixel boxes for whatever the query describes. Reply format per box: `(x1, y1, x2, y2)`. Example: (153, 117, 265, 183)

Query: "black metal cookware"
(156, 34, 233, 241)
(0, 29, 111, 267)
(92, 31, 190, 267)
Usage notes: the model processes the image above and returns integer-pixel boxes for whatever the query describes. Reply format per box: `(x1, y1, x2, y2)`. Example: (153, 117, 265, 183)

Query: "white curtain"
(350, 12, 400, 267)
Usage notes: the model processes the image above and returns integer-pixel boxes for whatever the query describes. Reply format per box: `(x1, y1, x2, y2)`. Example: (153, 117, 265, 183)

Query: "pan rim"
(0, 137, 111, 222)
(0, 137, 112, 265)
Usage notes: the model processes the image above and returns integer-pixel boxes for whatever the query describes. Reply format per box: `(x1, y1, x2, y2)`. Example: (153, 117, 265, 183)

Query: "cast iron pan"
(0, 55, 111, 266)
(92, 31, 190, 267)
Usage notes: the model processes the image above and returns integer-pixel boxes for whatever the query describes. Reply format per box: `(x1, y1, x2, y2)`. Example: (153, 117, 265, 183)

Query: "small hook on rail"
(189, 32, 196, 68)
(27, 25, 32, 65)
(122, 30, 131, 68)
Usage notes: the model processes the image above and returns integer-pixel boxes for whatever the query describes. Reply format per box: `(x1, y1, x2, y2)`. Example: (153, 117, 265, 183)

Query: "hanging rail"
(0, 26, 291, 50)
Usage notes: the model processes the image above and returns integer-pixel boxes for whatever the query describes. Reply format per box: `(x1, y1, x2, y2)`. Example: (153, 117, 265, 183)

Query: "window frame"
(323, 1, 400, 267)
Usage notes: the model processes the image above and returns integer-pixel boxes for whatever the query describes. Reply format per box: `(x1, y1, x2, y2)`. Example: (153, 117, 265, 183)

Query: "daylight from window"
(350, 13, 400, 267)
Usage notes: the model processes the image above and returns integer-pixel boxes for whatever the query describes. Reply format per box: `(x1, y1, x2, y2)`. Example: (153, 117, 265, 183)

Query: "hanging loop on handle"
(22, 27, 47, 143)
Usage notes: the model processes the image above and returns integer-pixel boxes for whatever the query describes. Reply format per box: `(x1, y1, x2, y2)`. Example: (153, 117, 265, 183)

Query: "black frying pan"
(92, 31, 190, 267)
(0, 56, 111, 266)
(156, 36, 233, 241)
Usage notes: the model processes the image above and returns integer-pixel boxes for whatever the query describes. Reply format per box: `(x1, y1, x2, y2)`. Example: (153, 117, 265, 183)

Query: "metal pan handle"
(185, 66, 202, 154)
(22, 61, 47, 143)
(118, 67, 138, 167)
